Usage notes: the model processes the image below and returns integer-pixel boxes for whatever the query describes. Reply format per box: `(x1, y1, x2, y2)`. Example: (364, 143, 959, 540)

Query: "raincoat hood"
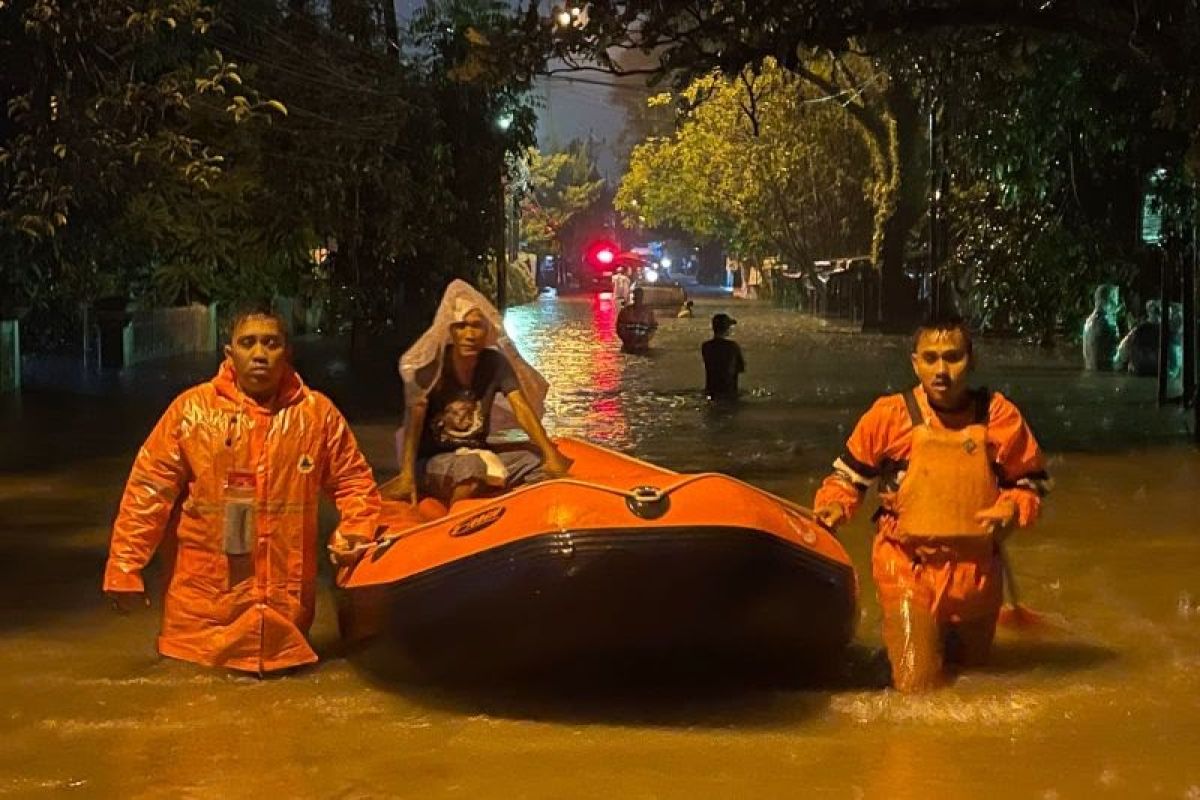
(212, 358, 306, 409)
(397, 280, 548, 452)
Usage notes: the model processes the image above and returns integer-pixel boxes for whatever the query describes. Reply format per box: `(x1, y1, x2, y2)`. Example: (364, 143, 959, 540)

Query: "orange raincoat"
(104, 360, 380, 673)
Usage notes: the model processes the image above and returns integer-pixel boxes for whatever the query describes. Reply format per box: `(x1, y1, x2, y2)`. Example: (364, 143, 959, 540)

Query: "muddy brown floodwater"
(2, 294, 1198, 798)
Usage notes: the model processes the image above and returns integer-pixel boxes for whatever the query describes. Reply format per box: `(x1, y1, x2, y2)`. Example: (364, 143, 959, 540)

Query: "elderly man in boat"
(383, 280, 572, 507)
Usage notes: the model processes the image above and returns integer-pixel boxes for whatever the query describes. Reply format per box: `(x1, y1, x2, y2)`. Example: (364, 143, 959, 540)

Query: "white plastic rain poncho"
(395, 280, 549, 468)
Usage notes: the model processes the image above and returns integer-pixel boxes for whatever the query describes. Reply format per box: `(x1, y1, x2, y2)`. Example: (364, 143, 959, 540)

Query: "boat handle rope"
(334, 472, 830, 559)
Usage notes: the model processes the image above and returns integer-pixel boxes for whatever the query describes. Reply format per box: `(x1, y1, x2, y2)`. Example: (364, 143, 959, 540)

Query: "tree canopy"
(1, 0, 547, 349)
(515, 141, 606, 258)
(617, 59, 873, 274)
(551, 0, 1199, 338)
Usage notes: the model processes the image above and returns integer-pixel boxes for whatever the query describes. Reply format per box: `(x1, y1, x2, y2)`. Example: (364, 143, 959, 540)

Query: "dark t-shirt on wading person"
(418, 347, 520, 458)
(702, 337, 745, 398)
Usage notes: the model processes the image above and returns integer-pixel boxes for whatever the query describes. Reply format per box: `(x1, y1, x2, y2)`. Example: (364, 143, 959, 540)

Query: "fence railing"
(127, 303, 217, 365)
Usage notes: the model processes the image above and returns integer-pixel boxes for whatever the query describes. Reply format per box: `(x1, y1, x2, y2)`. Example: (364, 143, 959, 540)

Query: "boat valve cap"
(626, 485, 670, 520)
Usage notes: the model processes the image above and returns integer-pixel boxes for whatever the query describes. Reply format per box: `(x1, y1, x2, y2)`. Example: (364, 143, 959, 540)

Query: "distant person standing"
(676, 299, 694, 318)
(1116, 299, 1184, 381)
(701, 313, 745, 400)
(1116, 299, 1164, 376)
(1083, 284, 1121, 371)
(611, 266, 632, 306)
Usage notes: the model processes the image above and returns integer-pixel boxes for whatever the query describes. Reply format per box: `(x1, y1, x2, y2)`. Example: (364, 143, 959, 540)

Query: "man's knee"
(945, 615, 997, 668)
(420, 454, 489, 501)
(498, 448, 545, 487)
(449, 479, 484, 504)
(881, 594, 945, 693)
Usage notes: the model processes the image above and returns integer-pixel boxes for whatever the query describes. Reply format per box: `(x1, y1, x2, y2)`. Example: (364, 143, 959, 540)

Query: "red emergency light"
(584, 238, 620, 270)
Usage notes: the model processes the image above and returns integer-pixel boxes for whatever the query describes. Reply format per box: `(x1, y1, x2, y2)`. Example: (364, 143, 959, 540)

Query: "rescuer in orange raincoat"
(103, 308, 381, 673)
(813, 317, 1051, 692)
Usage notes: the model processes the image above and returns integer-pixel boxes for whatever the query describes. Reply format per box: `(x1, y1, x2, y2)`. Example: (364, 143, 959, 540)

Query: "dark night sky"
(393, 0, 633, 176)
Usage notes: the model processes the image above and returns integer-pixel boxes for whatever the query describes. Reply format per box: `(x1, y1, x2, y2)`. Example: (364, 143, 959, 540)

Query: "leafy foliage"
(929, 35, 1188, 340)
(1, 0, 549, 352)
(515, 142, 605, 257)
(947, 183, 1137, 343)
(616, 59, 874, 276)
(556, 0, 1200, 337)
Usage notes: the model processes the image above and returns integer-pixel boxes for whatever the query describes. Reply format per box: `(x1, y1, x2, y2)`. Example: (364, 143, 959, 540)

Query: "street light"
(496, 112, 513, 132)
(552, 5, 586, 29)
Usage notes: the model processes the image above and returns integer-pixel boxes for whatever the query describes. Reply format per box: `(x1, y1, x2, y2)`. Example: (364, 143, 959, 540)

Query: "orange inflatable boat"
(337, 437, 857, 678)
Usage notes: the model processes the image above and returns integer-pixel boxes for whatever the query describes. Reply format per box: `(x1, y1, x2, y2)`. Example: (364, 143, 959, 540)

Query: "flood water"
(2, 293, 1199, 798)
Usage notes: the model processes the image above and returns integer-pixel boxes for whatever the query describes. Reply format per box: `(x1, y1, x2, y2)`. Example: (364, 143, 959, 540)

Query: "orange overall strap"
(902, 388, 924, 428)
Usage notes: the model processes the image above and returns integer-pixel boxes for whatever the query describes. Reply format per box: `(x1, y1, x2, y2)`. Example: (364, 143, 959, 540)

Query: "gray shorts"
(417, 447, 545, 502)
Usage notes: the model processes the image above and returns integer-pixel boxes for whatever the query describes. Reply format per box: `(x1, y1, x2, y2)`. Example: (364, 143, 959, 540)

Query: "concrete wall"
(0, 320, 18, 393)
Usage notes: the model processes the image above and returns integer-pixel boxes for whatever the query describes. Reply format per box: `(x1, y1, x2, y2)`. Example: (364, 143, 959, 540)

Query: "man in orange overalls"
(104, 307, 381, 673)
(813, 317, 1050, 692)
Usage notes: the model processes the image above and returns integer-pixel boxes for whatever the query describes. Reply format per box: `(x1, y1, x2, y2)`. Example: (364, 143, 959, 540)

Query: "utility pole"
(1157, 251, 1172, 407)
(1184, 242, 1196, 411)
(496, 175, 507, 313)
(927, 102, 940, 318)
(1189, 210, 1198, 444)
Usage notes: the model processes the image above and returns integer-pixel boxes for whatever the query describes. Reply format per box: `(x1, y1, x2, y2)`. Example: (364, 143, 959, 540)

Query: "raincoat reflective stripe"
(104, 360, 380, 673)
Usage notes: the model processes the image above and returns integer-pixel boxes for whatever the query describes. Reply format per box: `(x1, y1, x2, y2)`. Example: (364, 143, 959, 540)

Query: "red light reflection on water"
(586, 293, 628, 443)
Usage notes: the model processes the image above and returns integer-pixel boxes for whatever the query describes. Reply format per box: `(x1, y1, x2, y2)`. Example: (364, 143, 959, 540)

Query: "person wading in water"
(812, 317, 1051, 692)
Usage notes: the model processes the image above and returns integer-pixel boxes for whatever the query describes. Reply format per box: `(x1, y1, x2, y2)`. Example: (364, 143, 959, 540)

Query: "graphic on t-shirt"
(430, 395, 486, 448)
(417, 348, 521, 458)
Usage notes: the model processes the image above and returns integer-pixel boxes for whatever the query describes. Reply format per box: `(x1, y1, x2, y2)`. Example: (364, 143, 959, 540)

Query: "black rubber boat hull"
(340, 526, 856, 679)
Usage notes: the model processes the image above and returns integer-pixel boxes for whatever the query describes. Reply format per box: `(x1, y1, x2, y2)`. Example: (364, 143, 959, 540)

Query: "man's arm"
(812, 398, 894, 529)
(104, 398, 191, 606)
(978, 395, 1052, 536)
(507, 389, 573, 477)
(321, 402, 382, 560)
(1114, 330, 1133, 372)
(735, 342, 745, 374)
(382, 398, 426, 504)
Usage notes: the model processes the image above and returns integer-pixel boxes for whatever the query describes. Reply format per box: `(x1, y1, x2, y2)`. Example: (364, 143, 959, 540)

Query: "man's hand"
(814, 502, 847, 530)
(380, 470, 418, 505)
(327, 531, 368, 567)
(975, 499, 1018, 540)
(106, 591, 149, 614)
(542, 448, 574, 478)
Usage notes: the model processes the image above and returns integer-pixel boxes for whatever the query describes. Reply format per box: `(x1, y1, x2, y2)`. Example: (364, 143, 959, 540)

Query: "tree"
(516, 142, 606, 258)
(604, 49, 676, 173)
(552, 0, 1200, 328)
(922, 33, 1187, 341)
(0, 0, 283, 347)
(616, 60, 874, 280)
(1, 0, 553, 352)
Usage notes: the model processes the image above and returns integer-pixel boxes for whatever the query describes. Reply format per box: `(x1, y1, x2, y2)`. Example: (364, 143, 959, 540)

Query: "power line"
(542, 73, 661, 95)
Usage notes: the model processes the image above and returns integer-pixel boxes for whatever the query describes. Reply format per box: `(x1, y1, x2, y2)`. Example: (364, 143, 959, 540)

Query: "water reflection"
(506, 293, 632, 448)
